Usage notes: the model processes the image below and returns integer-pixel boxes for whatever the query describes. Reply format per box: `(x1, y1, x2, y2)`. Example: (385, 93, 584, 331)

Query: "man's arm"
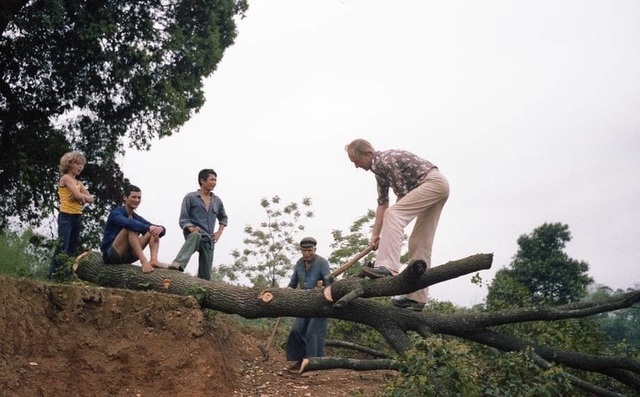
(110, 208, 150, 235)
(320, 257, 331, 287)
(287, 263, 299, 289)
(178, 194, 194, 231)
(213, 224, 225, 243)
(213, 197, 228, 242)
(370, 202, 388, 248)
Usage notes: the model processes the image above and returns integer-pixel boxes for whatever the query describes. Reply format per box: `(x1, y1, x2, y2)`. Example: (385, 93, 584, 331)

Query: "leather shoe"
(391, 296, 425, 311)
(360, 266, 393, 279)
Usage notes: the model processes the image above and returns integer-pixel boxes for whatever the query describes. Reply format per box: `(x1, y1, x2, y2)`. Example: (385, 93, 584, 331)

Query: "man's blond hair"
(345, 138, 374, 158)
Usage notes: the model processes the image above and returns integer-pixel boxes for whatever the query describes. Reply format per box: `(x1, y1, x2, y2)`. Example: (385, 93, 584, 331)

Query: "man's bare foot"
(150, 261, 170, 269)
(141, 263, 154, 273)
(73, 251, 91, 271)
(299, 358, 309, 373)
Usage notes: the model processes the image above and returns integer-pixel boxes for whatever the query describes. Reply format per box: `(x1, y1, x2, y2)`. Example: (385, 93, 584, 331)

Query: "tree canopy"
(487, 222, 593, 308)
(0, 0, 248, 235)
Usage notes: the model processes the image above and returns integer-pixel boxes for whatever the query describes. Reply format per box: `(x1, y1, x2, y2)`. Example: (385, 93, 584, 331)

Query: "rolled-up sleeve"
(216, 199, 228, 226)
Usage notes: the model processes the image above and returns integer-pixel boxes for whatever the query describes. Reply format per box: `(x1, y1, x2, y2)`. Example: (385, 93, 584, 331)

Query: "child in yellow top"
(48, 151, 94, 279)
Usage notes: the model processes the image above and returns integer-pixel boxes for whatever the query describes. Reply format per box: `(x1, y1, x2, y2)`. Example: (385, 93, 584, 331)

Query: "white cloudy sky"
(120, 0, 640, 307)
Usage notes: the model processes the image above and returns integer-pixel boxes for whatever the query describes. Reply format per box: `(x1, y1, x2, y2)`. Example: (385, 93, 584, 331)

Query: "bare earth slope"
(0, 276, 392, 397)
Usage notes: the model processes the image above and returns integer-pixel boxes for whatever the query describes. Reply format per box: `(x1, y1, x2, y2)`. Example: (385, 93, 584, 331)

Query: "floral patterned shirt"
(371, 149, 437, 205)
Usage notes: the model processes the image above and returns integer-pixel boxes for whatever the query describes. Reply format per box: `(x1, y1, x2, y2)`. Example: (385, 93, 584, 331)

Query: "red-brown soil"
(0, 276, 394, 396)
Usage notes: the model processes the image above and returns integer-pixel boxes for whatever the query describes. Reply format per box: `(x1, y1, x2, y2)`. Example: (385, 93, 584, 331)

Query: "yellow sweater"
(59, 182, 84, 214)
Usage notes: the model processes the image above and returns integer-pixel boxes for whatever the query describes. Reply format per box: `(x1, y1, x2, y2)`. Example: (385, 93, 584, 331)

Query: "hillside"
(0, 276, 393, 397)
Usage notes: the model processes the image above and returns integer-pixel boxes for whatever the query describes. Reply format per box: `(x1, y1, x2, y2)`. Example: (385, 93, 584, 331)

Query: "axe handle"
(330, 244, 375, 278)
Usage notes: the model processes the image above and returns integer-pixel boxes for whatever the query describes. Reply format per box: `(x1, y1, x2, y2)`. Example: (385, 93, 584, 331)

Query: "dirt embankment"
(0, 276, 391, 397)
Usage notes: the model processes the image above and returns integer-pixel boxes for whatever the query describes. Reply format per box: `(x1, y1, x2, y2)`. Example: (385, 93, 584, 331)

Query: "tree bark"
(325, 339, 392, 359)
(301, 357, 402, 372)
(75, 251, 640, 393)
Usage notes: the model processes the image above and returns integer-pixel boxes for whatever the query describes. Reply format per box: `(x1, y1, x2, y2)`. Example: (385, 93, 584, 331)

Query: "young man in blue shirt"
(100, 184, 168, 273)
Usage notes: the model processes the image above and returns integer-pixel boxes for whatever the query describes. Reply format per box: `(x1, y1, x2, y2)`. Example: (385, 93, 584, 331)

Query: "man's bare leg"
(73, 251, 91, 272)
(147, 236, 170, 269)
(128, 231, 154, 273)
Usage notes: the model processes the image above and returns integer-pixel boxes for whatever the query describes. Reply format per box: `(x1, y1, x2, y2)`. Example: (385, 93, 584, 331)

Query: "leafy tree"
(589, 284, 640, 349)
(327, 209, 408, 277)
(484, 223, 631, 393)
(218, 196, 313, 288)
(0, 0, 248, 238)
(327, 209, 377, 276)
(487, 222, 593, 307)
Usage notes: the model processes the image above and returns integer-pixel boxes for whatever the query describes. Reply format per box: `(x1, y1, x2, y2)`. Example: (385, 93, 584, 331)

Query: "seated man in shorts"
(100, 184, 170, 273)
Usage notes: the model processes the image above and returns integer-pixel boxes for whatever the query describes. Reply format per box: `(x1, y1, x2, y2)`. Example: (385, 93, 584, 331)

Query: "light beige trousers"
(376, 169, 449, 304)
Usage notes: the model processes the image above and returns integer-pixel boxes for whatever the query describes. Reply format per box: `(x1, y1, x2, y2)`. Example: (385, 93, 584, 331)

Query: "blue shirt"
(179, 191, 228, 243)
(287, 255, 331, 290)
(100, 206, 165, 253)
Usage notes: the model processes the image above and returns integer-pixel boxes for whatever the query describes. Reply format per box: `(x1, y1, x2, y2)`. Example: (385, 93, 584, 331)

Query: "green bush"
(0, 229, 50, 279)
(383, 337, 574, 397)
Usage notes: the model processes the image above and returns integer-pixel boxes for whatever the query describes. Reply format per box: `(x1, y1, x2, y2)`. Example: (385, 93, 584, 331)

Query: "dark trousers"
(48, 212, 82, 279)
(285, 317, 328, 362)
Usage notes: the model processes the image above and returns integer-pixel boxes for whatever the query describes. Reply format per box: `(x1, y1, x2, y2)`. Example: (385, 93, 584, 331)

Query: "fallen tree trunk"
(325, 339, 392, 359)
(74, 251, 640, 393)
(301, 357, 402, 372)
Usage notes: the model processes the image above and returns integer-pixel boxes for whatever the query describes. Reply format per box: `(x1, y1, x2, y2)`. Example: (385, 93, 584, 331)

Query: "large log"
(74, 251, 640, 392)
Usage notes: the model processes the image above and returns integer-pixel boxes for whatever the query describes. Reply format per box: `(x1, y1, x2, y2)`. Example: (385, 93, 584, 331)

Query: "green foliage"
(588, 284, 640, 349)
(493, 317, 606, 355)
(218, 196, 314, 287)
(328, 210, 376, 274)
(327, 209, 405, 279)
(495, 223, 593, 306)
(48, 252, 76, 282)
(203, 308, 219, 322)
(327, 313, 390, 358)
(477, 347, 573, 397)
(486, 270, 533, 310)
(186, 285, 211, 302)
(0, 0, 246, 236)
(483, 223, 626, 393)
(385, 337, 574, 397)
(0, 229, 50, 279)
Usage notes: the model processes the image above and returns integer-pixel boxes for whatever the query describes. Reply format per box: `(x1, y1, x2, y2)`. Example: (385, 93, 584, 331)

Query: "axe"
(324, 244, 375, 285)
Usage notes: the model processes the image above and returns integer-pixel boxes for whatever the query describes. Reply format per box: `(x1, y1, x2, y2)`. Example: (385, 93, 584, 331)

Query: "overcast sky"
(120, 0, 640, 307)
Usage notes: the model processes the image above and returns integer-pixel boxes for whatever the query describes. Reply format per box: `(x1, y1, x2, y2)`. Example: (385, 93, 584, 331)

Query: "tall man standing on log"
(345, 139, 450, 311)
(170, 168, 228, 280)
